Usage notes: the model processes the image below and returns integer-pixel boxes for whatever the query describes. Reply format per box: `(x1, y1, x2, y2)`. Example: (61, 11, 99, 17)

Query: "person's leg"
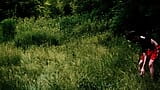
(149, 59, 154, 79)
(149, 49, 158, 79)
(138, 60, 143, 72)
(138, 54, 144, 72)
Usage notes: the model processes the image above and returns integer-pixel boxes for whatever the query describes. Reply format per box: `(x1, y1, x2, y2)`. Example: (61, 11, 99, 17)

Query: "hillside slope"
(0, 16, 160, 89)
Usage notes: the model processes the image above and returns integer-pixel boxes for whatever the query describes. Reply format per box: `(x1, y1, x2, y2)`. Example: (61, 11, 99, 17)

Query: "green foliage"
(59, 15, 80, 31)
(14, 30, 61, 48)
(0, 16, 160, 89)
(0, 0, 114, 19)
(58, 14, 108, 42)
(15, 17, 62, 48)
(0, 44, 21, 66)
(0, 18, 16, 41)
(0, 33, 142, 89)
(73, 0, 99, 13)
(1, 2, 160, 89)
(16, 17, 60, 33)
(0, 67, 25, 90)
(107, 0, 127, 32)
(0, 44, 22, 89)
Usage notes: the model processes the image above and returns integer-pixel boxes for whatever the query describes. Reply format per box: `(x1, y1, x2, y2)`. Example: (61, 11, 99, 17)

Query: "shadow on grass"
(77, 78, 99, 90)
(138, 57, 160, 89)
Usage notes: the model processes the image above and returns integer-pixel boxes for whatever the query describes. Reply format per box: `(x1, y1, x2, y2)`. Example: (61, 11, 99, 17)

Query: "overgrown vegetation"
(0, 18, 16, 42)
(1, 0, 160, 89)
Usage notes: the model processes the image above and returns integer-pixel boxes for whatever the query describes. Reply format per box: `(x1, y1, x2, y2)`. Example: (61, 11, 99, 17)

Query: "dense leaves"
(0, 0, 114, 18)
(1, 0, 160, 36)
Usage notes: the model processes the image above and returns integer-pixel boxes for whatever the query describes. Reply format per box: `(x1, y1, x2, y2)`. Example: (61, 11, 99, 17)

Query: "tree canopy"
(1, 0, 160, 35)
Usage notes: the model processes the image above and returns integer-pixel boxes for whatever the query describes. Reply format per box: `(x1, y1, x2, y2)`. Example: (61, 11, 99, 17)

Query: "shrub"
(0, 18, 16, 41)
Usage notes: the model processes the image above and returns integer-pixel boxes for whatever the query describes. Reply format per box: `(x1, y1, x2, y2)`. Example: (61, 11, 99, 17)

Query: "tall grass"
(0, 15, 160, 89)
(0, 43, 22, 89)
(14, 17, 62, 48)
(0, 34, 142, 89)
(0, 44, 21, 66)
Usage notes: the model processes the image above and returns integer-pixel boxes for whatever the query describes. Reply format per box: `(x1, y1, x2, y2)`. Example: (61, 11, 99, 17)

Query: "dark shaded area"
(0, 18, 16, 42)
(0, 55, 21, 66)
(0, 0, 44, 20)
(121, 0, 160, 37)
(14, 31, 61, 49)
(63, 4, 72, 15)
(0, 0, 114, 20)
(154, 55, 160, 81)
(78, 78, 99, 90)
(1, 0, 160, 42)
(0, 0, 13, 20)
(15, 2, 37, 18)
(0, 81, 23, 90)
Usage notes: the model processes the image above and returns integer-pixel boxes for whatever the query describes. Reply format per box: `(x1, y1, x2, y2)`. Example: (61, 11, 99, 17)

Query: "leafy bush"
(0, 18, 16, 41)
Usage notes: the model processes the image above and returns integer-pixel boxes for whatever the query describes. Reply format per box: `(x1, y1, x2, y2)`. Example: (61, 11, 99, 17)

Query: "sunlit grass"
(0, 34, 141, 89)
(1, 16, 159, 89)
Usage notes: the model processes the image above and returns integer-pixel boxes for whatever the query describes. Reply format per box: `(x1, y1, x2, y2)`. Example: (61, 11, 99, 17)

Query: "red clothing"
(140, 46, 160, 61)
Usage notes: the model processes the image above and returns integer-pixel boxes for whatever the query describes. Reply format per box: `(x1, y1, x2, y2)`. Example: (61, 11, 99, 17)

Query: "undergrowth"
(0, 15, 159, 89)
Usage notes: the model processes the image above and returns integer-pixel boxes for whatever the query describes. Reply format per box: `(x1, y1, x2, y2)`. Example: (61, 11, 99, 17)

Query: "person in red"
(138, 35, 159, 79)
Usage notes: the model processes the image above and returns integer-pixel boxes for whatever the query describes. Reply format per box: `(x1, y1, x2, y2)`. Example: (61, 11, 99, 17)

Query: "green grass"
(0, 15, 160, 89)
(0, 18, 16, 42)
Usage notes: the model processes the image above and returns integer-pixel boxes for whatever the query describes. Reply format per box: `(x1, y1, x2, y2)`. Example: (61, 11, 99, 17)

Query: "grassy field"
(0, 15, 160, 90)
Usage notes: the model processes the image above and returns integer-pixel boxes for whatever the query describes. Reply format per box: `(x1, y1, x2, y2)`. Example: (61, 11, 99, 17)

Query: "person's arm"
(151, 39, 158, 47)
(140, 53, 147, 75)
